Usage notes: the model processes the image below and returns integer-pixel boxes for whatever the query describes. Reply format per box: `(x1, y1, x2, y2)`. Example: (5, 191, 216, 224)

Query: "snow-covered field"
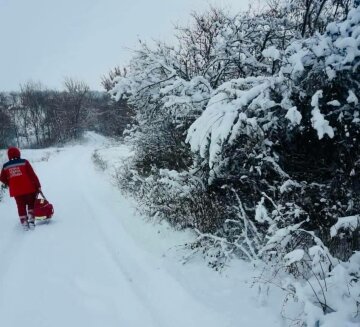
(0, 133, 285, 327)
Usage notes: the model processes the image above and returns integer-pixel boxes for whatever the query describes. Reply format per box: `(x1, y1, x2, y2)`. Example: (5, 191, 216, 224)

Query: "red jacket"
(0, 158, 41, 197)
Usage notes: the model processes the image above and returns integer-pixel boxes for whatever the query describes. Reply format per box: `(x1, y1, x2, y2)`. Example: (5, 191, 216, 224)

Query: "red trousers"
(14, 192, 37, 222)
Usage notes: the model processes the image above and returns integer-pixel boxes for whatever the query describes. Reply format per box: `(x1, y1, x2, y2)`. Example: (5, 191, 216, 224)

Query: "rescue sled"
(34, 191, 54, 221)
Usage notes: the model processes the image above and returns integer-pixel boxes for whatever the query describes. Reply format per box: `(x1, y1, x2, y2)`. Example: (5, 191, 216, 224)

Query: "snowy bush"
(92, 149, 108, 171)
(186, 2, 360, 250)
(115, 162, 229, 232)
(108, 2, 360, 326)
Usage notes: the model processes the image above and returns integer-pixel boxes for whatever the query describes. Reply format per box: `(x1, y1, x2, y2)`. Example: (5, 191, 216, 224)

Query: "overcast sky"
(0, 0, 254, 91)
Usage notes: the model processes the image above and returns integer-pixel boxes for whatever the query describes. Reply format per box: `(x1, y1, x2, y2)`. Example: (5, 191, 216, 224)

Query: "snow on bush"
(285, 106, 302, 125)
(187, 5, 360, 169)
(330, 215, 360, 238)
(108, 3, 360, 326)
(186, 76, 277, 169)
(310, 90, 334, 139)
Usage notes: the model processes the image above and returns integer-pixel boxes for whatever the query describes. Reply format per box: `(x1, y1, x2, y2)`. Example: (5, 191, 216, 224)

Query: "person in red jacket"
(0, 147, 41, 230)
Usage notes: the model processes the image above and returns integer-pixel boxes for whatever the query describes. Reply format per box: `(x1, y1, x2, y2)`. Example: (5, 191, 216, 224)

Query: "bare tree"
(267, 0, 354, 37)
(62, 78, 90, 139)
(101, 66, 126, 92)
(19, 81, 48, 145)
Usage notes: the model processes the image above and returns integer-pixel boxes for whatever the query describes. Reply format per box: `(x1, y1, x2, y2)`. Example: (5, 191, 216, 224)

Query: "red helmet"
(7, 147, 21, 160)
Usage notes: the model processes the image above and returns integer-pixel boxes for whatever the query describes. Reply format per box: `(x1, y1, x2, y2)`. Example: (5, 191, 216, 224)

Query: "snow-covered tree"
(108, 2, 360, 324)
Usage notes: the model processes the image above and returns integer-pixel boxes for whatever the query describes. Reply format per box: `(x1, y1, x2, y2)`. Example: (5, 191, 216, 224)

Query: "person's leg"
(14, 196, 28, 229)
(25, 193, 37, 228)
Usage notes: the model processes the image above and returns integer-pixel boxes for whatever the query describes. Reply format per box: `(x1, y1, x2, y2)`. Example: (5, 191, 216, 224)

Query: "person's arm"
(0, 167, 8, 186)
(25, 160, 41, 190)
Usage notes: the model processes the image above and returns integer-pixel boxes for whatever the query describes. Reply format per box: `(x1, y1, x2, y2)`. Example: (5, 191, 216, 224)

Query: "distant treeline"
(0, 79, 133, 148)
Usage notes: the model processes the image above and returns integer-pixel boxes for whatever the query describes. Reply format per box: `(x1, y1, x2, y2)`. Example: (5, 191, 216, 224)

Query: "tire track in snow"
(58, 145, 162, 327)
(80, 193, 166, 327)
(74, 144, 168, 327)
(73, 144, 228, 327)
(70, 142, 225, 327)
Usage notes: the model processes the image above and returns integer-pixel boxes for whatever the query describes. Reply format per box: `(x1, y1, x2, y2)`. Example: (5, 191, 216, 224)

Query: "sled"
(34, 191, 54, 221)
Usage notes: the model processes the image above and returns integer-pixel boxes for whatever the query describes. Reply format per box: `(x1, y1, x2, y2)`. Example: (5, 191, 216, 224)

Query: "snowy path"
(0, 135, 283, 327)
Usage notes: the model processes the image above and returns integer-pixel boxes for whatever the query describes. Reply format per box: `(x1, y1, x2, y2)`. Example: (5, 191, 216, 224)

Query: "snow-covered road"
(0, 134, 283, 327)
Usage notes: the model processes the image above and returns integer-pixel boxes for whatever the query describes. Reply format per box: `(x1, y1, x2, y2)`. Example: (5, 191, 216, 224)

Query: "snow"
(262, 46, 281, 60)
(287, 46, 309, 75)
(347, 90, 359, 106)
(284, 249, 305, 266)
(327, 100, 341, 107)
(330, 215, 360, 237)
(285, 106, 302, 125)
(325, 66, 336, 80)
(311, 90, 334, 139)
(186, 77, 275, 168)
(0, 133, 283, 327)
(255, 197, 269, 223)
(279, 179, 302, 193)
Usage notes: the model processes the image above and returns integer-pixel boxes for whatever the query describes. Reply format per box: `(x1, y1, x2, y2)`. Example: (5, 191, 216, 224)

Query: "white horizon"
(0, 0, 258, 92)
